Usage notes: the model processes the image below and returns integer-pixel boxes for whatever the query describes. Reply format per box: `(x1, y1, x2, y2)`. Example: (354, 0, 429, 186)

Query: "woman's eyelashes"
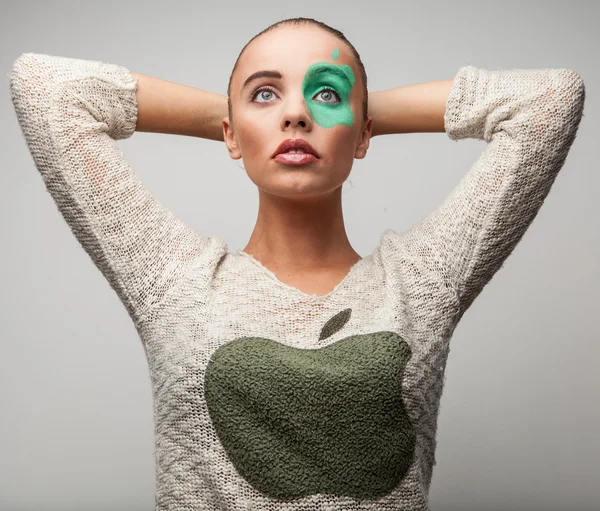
(251, 86, 341, 104)
(314, 89, 340, 104)
(251, 87, 278, 103)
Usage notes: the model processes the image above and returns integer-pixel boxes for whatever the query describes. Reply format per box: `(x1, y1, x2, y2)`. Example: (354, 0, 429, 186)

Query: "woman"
(9, 16, 585, 511)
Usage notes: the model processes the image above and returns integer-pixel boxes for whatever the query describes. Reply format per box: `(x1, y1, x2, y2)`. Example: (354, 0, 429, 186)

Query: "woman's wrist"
(130, 71, 227, 141)
(368, 79, 454, 136)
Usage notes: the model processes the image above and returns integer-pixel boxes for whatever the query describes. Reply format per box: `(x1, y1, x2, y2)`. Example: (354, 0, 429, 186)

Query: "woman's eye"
(253, 88, 277, 103)
(314, 89, 340, 104)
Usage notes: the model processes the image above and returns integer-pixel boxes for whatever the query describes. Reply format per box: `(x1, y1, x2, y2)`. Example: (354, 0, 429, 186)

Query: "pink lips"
(272, 138, 319, 166)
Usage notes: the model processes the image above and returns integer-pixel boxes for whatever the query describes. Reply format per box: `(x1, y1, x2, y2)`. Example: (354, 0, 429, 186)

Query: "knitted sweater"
(9, 53, 585, 511)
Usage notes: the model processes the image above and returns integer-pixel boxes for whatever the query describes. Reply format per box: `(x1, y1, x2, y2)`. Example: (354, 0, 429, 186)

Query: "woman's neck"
(242, 188, 361, 271)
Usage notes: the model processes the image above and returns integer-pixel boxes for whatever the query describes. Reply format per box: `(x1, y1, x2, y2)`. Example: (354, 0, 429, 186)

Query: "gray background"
(1, 1, 598, 510)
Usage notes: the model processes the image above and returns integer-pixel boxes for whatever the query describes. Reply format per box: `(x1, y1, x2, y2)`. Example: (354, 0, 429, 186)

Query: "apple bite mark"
(204, 308, 417, 501)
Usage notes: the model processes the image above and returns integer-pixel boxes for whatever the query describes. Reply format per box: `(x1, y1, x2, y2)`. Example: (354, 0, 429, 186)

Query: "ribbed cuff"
(104, 64, 139, 140)
(443, 65, 485, 142)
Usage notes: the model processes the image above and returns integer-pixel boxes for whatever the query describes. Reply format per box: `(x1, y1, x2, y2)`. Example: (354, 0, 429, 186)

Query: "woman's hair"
(226, 17, 369, 128)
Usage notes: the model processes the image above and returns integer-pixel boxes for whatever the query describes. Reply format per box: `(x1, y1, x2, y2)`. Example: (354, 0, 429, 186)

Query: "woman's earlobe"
(228, 144, 243, 160)
(354, 147, 368, 159)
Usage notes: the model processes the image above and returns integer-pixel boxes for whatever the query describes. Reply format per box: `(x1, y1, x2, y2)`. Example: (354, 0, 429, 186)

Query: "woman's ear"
(354, 115, 373, 159)
(223, 116, 242, 160)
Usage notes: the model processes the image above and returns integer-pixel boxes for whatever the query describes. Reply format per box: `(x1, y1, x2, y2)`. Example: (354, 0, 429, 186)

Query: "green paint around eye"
(332, 48, 339, 60)
(302, 62, 355, 128)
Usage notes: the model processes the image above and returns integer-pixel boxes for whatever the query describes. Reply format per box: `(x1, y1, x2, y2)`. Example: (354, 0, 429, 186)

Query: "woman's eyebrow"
(306, 65, 352, 85)
(242, 70, 283, 91)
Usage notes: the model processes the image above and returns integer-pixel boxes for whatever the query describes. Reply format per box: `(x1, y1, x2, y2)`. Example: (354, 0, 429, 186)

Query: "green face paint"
(302, 61, 355, 128)
(332, 48, 339, 60)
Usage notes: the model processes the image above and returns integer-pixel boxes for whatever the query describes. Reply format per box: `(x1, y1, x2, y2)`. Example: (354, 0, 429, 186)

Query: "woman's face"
(223, 24, 372, 200)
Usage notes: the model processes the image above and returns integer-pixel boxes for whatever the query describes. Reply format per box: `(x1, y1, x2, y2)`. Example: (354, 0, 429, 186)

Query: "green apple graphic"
(204, 308, 416, 501)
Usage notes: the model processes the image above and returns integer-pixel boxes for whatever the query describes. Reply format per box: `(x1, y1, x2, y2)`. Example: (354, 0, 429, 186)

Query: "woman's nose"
(280, 96, 312, 130)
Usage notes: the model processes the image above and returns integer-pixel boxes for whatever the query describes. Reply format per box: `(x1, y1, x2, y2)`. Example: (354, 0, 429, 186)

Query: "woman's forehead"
(234, 27, 354, 87)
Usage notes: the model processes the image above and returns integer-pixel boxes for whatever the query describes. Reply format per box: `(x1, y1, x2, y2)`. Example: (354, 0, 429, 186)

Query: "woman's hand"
(368, 79, 454, 137)
(131, 71, 227, 141)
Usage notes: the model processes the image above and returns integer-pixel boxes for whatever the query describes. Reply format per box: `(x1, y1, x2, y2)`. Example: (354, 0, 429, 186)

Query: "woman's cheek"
(240, 126, 264, 157)
(309, 103, 352, 128)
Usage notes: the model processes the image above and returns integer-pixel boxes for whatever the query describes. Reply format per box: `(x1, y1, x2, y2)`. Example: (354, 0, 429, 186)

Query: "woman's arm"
(10, 53, 228, 327)
(374, 66, 586, 320)
(130, 71, 227, 141)
(368, 79, 455, 136)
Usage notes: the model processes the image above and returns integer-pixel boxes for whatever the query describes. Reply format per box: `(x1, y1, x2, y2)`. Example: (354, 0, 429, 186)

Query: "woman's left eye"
(314, 89, 340, 104)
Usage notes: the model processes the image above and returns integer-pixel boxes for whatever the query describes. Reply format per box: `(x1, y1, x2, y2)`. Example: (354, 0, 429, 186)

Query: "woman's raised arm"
(370, 66, 585, 321)
(9, 53, 228, 328)
(368, 78, 455, 136)
(130, 71, 226, 141)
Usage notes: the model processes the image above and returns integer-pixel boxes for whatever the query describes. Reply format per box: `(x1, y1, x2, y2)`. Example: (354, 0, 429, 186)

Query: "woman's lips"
(274, 153, 318, 165)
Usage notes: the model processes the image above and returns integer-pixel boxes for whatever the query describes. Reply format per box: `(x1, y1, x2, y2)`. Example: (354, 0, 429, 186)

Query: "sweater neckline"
(235, 249, 369, 301)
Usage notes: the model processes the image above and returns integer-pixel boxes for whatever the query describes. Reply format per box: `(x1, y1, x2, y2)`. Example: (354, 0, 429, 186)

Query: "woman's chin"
(257, 179, 345, 201)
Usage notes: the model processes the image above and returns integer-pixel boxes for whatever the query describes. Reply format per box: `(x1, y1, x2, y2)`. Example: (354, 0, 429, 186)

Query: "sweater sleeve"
(9, 53, 225, 326)
(381, 65, 586, 320)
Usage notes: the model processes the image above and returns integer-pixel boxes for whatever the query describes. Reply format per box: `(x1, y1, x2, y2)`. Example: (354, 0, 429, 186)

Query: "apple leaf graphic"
(319, 308, 351, 341)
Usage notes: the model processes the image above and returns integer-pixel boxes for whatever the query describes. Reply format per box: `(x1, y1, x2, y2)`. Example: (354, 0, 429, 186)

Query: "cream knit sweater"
(9, 53, 585, 511)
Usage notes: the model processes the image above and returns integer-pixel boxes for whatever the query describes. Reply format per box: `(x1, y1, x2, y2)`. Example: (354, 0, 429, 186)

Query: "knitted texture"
(9, 53, 585, 511)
